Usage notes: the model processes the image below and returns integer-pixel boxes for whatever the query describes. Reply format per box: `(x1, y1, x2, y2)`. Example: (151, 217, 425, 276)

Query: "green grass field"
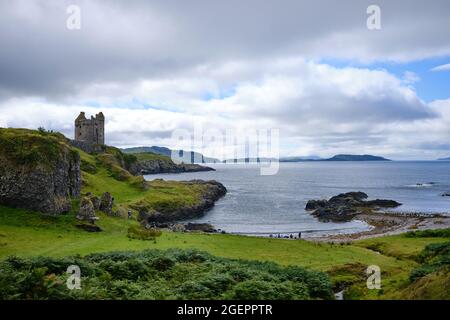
(1, 205, 448, 299)
(0, 205, 403, 269)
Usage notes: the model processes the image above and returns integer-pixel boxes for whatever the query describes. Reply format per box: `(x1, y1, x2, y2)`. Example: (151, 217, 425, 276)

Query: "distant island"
(122, 146, 220, 163)
(281, 154, 390, 162)
(438, 157, 450, 161)
(321, 154, 391, 161)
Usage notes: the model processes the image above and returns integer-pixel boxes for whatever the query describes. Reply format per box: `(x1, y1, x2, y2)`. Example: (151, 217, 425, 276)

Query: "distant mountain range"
(122, 147, 391, 163)
(121, 146, 221, 163)
(438, 157, 450, 161)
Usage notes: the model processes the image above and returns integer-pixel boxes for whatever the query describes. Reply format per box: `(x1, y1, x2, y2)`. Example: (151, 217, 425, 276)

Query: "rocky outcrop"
(142, 221, 218, 233)
(184, 222, 216, 233)
(442, 192, 450, 197)
(133, 158, 215, 175)
(76, 197, 98, 222)
(86, 193, 101, 210)
(100, 192, 114, 215)
(86, 191, 125, 217)
(305, 192, 402, 222)
(138, 180, 227, 224)
(0, 129, 81, 214)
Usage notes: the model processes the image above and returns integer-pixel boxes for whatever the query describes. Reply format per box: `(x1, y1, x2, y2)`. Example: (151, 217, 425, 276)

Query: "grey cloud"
(1, 0, 450, 101)
(1, 0, 449, 159)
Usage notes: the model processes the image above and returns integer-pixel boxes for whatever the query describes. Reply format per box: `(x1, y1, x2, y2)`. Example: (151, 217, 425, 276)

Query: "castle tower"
(93, 112, 105, 145)
(74, 112, 105, 145)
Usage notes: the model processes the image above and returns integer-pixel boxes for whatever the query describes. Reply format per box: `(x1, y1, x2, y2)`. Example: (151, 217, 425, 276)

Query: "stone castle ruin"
(75, 112, 105, 145)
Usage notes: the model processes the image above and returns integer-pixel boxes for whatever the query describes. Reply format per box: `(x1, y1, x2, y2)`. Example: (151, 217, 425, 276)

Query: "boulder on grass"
(76, 197, 98, 222)
(89, 195, 101, 210)
(100, 192, 114, 215)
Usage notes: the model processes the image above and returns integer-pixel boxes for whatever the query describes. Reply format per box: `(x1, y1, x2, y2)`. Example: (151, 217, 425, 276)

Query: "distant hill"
(438, 157, 450, 161)
(122, 146, 220, 163)
(322, 154, 391, 161)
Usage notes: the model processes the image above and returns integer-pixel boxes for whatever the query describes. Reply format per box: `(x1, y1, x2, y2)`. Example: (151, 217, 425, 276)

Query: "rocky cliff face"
(0, 129, 81, 214)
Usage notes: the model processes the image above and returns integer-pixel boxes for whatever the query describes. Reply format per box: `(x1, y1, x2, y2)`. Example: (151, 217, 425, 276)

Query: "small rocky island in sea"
(305, 191, 401, 222)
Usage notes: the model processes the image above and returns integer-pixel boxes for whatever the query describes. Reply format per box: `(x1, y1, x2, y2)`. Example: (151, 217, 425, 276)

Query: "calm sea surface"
(144, 162, 450, 237)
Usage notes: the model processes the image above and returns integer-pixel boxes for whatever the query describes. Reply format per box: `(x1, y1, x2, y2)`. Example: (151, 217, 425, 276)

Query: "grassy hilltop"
(0, 128, 449, 300)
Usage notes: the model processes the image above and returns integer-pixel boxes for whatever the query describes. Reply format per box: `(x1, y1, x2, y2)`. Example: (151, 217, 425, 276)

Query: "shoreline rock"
(305, 191, 402, 222)
(308, 211, 450, 243)
(144, 221, 221, 233)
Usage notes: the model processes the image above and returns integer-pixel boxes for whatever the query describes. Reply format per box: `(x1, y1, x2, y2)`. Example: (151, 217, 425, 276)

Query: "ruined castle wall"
(75, 113, 105, 145)
(93, 117, 105, 145)
(75, 119, 94, 143)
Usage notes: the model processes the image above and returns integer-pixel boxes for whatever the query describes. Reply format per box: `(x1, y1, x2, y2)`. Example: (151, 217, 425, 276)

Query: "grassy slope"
(0, 205, 414, 284)
(346, 235, 449, 299)
(77, 147, 210, 214)
(355, 235, 447, 260)
(133, 152, 174, 162)
(2, 205, 448, 299)
(0, 206, 398, 269)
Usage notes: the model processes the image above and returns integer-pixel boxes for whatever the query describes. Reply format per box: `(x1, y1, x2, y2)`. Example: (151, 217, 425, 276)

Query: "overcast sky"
(1, 0, 450, 159)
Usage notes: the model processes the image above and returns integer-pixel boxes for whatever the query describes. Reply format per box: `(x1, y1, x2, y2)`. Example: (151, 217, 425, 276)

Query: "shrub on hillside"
(0, 249, 333, 300)
(405, 228, 450, 238)
(409, 241, 450, 283)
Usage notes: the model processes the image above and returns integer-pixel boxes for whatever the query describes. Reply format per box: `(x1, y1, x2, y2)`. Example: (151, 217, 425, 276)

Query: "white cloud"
(402, 71, 420, 85)
(430, 63, 450, 72)
(1, 59, 446, 159)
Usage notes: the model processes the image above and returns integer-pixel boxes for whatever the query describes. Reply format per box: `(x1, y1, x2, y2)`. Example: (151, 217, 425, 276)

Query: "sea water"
(145, 161, 450, 237)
